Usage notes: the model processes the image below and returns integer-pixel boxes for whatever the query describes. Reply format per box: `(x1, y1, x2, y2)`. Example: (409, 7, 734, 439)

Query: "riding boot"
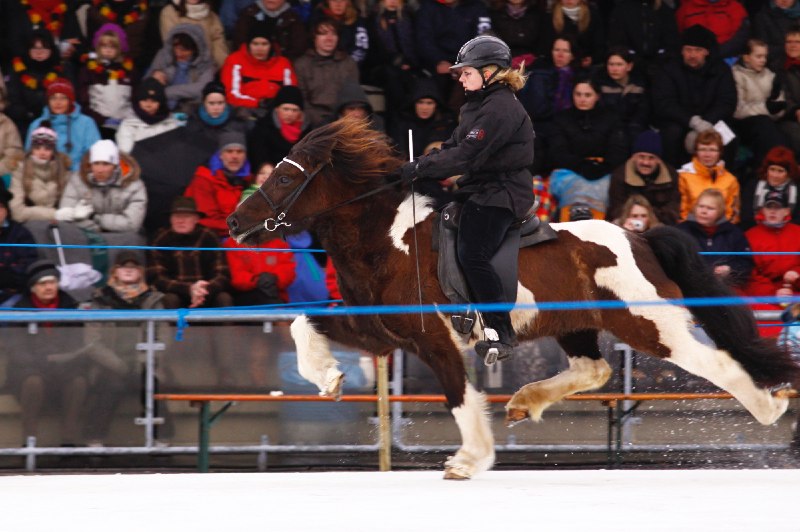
(475, 313, 518, 366)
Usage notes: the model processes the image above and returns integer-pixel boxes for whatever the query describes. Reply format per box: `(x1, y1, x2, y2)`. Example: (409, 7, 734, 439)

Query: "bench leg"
(198, 401, 210, 473)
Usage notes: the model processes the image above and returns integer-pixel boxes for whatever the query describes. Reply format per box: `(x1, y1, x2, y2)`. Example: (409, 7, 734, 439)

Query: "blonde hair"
(486, 64, 528, 92)
(96, 32, 122, 58)
(696, 188, 726, 216)
(615, 194, 662, 229)
(377, 0, 404, 29)
(553, 0, 590, 34)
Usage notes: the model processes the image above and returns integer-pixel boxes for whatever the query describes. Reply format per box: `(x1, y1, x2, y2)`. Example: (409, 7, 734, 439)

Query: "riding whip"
(408, 129, 425, 331)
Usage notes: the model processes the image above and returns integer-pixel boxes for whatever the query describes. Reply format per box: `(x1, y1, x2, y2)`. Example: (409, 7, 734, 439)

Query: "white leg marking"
(290, 315, 343, 396)
(388, 194, 435, 254)
(561, 221, 787, 425)
(508, 357, 612, 421)
(446, 382, 495, 478)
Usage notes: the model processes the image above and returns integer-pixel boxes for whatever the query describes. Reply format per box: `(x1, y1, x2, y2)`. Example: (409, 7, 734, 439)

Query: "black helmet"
(451, 35, 512, 71)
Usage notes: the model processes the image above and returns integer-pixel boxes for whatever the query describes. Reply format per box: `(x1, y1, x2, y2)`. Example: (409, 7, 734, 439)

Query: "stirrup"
(450, 311, 476, 334)
(475, 340, 514, 366)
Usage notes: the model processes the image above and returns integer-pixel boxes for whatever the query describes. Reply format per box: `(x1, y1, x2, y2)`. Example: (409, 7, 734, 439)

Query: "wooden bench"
(154, 391, 799, 472)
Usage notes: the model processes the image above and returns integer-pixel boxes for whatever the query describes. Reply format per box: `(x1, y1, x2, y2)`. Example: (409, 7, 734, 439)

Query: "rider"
(400, 35, 535, 363)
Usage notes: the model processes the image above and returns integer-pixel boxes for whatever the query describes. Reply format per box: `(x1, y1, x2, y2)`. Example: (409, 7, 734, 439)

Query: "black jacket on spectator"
(0, 220, 38, 304)
(676, 218, 754, 287)
(416, 82, 535, 219)
(549, 105, 629, 180)
(607, 0, 680, 66)
(780, 60, 800, 116)
(389, 78, 456, 159)
(595, 68, 649, 145)
(4, 0, 82, 61)
(754, 4, 798, 70)
(232, 2, 308, 59)
(651, 55, 738, 128)
(247, 111, 312, 170)
(489, 4, 542, 59)
(367, 6, 419, 71)
(414, 0, 491, 72)
(539, 4, 606, 65)
(607, 158, 681, 225)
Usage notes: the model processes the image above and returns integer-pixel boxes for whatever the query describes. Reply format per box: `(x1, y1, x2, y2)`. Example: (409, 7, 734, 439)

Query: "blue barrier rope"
(0, 242, 798, 256)
(0, 243, 325, 253)
(3, 295, 799, 321)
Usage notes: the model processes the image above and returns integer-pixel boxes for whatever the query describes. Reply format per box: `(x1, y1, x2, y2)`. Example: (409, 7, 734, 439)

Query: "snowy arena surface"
(3, 469, 799, 531)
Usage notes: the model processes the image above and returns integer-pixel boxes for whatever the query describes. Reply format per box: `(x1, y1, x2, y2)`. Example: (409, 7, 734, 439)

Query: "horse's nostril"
(228, 215, 239, 231)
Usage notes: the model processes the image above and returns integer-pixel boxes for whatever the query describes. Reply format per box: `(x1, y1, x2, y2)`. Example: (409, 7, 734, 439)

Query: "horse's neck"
(316, 192, 430, 300)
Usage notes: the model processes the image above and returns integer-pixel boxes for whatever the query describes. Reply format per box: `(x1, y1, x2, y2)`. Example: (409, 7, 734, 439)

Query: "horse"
(228, 117, 800, 480)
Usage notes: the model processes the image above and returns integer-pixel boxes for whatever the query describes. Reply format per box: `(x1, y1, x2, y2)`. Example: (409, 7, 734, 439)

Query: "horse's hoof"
(443, 468, 471, 480)
(771, 383, 796, 398)
(505, 407, 529, 427)
(321, 371, 345, 400)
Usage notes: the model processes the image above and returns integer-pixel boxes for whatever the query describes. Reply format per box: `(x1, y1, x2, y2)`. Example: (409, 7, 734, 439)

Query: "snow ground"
(2, 469, 798, 532)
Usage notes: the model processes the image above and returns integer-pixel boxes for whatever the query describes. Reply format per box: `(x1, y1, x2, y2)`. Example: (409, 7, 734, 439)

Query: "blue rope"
(174, 308, 189, 341)
(0, 243, 324, 253)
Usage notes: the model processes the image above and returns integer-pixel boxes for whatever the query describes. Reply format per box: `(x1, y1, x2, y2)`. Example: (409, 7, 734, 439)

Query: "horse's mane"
(293, 116, 403, 185)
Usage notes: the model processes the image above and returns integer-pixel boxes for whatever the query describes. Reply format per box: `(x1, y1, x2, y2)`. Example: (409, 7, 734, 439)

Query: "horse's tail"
(643, 225, 800, 389)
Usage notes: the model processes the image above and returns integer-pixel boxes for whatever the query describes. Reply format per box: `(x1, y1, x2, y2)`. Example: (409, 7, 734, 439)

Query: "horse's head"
(227, 116, 403, 244)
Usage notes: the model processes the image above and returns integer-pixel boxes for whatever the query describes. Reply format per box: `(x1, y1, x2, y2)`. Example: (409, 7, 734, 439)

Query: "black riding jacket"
(415, 82, 535, 219)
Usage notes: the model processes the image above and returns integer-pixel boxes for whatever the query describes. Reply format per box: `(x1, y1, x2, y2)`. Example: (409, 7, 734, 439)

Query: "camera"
(630, 219, 645, 231)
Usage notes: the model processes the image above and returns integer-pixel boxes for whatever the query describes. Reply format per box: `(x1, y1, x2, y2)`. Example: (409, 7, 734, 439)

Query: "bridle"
(239, 154, 400, 240)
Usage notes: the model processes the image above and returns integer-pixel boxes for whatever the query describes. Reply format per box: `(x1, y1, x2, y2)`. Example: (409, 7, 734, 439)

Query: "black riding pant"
(456, 200, 518, 344)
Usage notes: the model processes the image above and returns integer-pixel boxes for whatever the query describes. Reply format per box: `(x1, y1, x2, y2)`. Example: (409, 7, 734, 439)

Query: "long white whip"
(408, 129, 425, 332)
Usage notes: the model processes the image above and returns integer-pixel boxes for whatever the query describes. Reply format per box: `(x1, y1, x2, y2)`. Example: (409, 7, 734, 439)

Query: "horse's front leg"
(419, 328, 495, 480)
(290, 315, 345, 398)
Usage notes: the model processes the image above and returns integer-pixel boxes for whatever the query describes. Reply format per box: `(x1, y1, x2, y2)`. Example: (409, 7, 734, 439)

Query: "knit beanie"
(247, 20, 272, 44)
(92, 22, 130, 53)
(46, 78, 75, 104)
(681, 24, 716, 52)
(219, 131, 247, 152)
(202, 80, 227, 101)
(30, 120, 58, 149)
(632, 130, 662, 157)
(133, 78, 170, 124)
(90, 139, 120, 165)
(273, 85, 304, 109)
(26, 259, 61, 288)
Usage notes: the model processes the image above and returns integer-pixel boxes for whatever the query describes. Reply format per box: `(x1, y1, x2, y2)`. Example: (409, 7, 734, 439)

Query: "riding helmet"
(450, 35, 512, 71)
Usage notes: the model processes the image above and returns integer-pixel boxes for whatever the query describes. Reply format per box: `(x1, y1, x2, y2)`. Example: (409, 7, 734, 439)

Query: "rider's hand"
(399, 161, 418, 183)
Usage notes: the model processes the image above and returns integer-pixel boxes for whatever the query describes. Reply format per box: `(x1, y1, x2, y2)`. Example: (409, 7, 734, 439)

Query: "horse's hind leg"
(290, 315, 346, 398)
(505, 330, 612, 425)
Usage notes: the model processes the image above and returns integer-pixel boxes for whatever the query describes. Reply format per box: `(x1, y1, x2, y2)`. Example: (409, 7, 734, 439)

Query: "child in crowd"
(77, 23, 137, 139)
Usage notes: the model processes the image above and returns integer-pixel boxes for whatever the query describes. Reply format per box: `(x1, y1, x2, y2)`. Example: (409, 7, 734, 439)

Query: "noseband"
(255, 156, 328, 232)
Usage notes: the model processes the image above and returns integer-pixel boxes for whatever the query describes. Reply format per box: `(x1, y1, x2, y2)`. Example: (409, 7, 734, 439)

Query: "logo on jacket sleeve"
(466, 127, 485, 141)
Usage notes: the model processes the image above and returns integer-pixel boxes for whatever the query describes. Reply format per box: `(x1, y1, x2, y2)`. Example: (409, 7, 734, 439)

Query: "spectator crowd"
(2, 0, 800, 448)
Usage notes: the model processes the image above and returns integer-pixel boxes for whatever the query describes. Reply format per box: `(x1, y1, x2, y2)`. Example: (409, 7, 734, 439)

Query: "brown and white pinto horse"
(228, 117, 800, 479)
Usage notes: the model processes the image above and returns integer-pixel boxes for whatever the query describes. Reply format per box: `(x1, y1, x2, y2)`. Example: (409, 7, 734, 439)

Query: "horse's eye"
(278, 175, 292, 185)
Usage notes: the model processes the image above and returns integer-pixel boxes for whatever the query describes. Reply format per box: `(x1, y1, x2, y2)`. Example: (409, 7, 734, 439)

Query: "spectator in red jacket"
(744, 187, 800, 335)
(220, 20, 297, 115)
(185, 131, 252, 237)
(224, 238, 296, 306)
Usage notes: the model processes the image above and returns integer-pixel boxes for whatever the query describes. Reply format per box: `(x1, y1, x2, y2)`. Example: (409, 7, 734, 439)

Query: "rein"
(251, 156, 399, 233)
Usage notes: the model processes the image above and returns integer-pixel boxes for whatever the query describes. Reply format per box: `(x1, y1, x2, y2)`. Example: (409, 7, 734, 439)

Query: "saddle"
(433, 201, 558, 334)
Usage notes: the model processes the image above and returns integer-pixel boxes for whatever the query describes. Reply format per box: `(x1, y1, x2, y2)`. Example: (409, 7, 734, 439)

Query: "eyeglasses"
(696, 147, 720, 153)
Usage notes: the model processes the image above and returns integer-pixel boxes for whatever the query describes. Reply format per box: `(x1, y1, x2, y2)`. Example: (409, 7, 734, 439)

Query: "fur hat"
(632, 130, 662, 157)
(89, 139, 120, 165)
(26, 259, 60, 288)
(681, 24, 716, 52)
(273, 85, 304, 109)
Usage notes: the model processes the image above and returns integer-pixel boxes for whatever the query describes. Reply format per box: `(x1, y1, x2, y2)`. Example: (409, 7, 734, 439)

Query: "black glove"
(256, 272, 281, 303)
(399, 161, 418, 183)
(766, 100, 787, 115)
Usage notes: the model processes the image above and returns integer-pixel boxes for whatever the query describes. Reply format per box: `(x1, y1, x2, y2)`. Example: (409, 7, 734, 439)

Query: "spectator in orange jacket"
(220, 20, 297, 114)
(185, 131, 252, 237)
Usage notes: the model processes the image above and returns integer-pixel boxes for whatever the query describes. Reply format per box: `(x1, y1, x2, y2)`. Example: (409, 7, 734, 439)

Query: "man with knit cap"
(607, 130, 681, 225)
(9, 259, 85, 446)
(58, 138, 147, 234)
(186, 131, 252, 237)
(651, 24, 737, 167)
(25, 77, 101, 171)
(247, 84, 310, 169)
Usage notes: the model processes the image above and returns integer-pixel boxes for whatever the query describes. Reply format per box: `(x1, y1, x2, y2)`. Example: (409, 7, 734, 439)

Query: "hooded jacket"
(25, 102, 102, 171)
(59, 151, 147, 233)
(332, 81, 385, 131)
(220, 43, 297, 109)
(415, 82, 535, 219)
(389, 78, 456, 159)
(159, 2, 229, 68)
(147, 24, 218, 111)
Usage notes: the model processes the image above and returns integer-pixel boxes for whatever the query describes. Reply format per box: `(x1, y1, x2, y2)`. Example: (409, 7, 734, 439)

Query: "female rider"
(400, 35, 535, 364)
